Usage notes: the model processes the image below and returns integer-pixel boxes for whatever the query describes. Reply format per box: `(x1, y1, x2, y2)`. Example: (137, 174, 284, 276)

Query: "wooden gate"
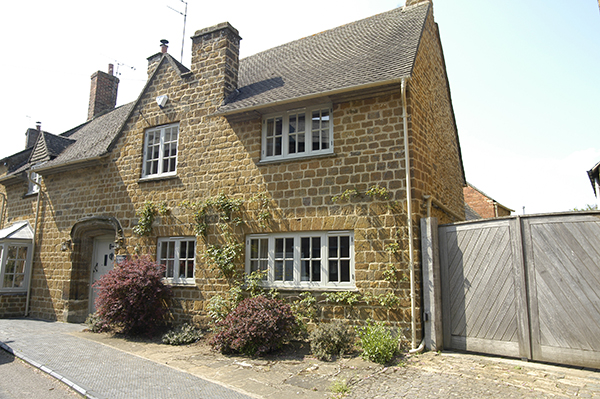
(435, 213, 600, 369)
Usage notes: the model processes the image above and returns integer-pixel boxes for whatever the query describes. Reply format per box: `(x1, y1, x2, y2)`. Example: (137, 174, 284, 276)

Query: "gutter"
(25, 170, 42, 316)
(0, 193, 5, 229)
(401, 77, 417, 350)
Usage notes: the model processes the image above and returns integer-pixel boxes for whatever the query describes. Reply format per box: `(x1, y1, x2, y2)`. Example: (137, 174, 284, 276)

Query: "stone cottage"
(0, 0, 464, 346)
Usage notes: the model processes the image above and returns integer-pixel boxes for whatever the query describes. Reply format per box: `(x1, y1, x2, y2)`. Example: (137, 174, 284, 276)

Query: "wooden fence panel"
(439, 220, 523, 357)
(437, 213, 600, 368)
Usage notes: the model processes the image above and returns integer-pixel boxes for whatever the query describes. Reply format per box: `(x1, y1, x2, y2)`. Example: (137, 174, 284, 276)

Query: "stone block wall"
(0, 293, 26, 318)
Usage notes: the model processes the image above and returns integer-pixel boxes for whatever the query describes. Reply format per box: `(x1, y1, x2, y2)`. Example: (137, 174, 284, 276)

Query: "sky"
(0, 0, 599, 214)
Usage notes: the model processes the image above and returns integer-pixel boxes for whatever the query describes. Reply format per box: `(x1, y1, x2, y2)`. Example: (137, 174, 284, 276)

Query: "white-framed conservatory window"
(157, 237, 195, 284)
(245, 231, 354, 288)
(142, 123, 179, 178)
(0, 242, 32, 292)
(262, 104, 333, 161)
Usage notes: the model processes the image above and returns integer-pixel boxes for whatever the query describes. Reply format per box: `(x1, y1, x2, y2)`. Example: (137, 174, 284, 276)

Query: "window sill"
(138, 174, 179, 184)
(164, 280, 196, 287)
(0, 290, 27, 296)
(263, 285, 357, 292)
(258, 152, 337, 166)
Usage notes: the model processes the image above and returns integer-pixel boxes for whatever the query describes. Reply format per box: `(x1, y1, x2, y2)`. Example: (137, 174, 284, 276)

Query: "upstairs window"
(27, 170, 41, 195)
(246, 231, 354, 288)
(157, 237, 195, 284)
(142, 123, 179, 178)
(262, 104, 333, 161)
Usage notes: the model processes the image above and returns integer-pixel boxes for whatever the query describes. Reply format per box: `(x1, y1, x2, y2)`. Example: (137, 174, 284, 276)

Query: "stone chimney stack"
(405, 0, 431, 5)
(87, 64, 119, 120)
(24, 122, 41, 149)
(191, 22, 241, 103)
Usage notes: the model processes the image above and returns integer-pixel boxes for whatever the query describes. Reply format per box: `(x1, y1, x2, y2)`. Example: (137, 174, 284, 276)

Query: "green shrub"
(356, 320, 399, 364)
(92, 256, 173, 336)
(162, 323, 203, 345)
(207, 284, 244, 324)
(85, 312, 108, 333)
(309, 320, 355, 361)
(210, 296, 297, 356)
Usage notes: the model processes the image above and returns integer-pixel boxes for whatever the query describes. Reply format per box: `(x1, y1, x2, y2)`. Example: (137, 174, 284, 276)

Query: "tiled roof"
(0, 102, 133, 182)
(40, 102, 134, 170)
(217, 3, 430, 114)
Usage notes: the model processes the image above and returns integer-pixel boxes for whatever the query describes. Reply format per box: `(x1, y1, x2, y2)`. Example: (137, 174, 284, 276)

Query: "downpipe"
(401, 77, 418, 350)
(25, 171, 42, 316)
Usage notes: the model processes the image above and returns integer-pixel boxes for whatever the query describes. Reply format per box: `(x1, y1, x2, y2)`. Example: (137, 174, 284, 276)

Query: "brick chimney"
(147, 40, 169, 78)
(87, 64, 119, 120)
(191, 22, 241, 103)
(24, 122, 41, 149)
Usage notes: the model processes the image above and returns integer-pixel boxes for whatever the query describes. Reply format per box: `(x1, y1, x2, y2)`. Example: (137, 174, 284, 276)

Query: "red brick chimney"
(87, 64, 119, 120)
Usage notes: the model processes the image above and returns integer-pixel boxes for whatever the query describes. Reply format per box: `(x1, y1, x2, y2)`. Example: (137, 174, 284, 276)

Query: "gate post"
(421, 217, 443, 351)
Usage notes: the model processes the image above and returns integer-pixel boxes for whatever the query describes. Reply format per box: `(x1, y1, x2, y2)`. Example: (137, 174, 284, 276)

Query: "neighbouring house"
(463, 183, 513, 220)
(0, 0, 465, 344)
(587, 161, 600, 198)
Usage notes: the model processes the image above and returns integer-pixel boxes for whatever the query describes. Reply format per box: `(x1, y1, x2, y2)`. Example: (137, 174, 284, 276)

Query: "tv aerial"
(167, 0, 188, 63)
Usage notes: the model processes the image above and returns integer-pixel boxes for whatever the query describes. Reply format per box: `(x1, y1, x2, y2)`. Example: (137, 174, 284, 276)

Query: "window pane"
(275, 238, 284, 259)
(301, 260, 310, 281)
(329, 237, 338, 258)
(259, 239, 268, 259)
(285, 260, 293, 282)
(329, 260, 338, 282)
(5, 260, 15, 274)
(187, 241, 195, 258)
(311, 260, 321, 282)
(340, 260, 350, 282)
(285, 238, 294, 258)
(251, 239, 259, 258)
(340, 236, 350, 258)
(301, 238, 309, 258)
(17, 247, 27, 260)
(186, 260, 194, 278)
(275, 136, 282, 156)
(14, 260, 25, 274)
(166, 260, 174, 278)
(250, 260, 259, 273)
(3, 274, 12, 288)
(167, 242, 175, 258)
(13, 274, 24, 288)
(7, 246, 16, 259)
(275, 260, 283, 281)
(312, 237, 321, 258)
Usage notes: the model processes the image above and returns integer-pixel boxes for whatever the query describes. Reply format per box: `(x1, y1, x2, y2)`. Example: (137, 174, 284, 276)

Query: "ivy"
(133, 201, 160, 236)
(365, 184, 390, 200)
(204, 241, 244, 279)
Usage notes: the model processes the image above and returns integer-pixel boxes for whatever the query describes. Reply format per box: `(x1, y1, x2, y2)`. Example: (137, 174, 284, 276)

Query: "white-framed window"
(157, 237, 195, 284)
(262, 104, 333, 161)
(27, 170, 41, 195)
(0, 242, 32, 292)
(142, 123, 179, 178)
(246, 231, 354, 288)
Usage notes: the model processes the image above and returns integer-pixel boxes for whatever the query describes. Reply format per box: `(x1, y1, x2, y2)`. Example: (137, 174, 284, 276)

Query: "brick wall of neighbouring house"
(463, 185, 497, 218)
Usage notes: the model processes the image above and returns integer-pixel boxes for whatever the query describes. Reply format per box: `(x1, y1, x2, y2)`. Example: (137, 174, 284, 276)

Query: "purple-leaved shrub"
(93, 256, 172, 336)
(210, 295, 297, 356)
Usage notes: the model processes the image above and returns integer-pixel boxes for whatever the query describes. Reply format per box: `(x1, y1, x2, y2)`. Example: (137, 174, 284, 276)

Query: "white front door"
(90, 235, 115, 313)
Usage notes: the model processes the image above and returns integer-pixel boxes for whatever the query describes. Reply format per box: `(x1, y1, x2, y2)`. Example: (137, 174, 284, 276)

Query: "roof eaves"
(214, 77, 407, 117)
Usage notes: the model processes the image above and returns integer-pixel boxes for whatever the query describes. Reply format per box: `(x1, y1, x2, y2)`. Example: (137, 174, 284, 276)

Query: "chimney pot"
(160, 39, 169, 54)
(36, 122, 41, 132)
(108, 63, 114, 76)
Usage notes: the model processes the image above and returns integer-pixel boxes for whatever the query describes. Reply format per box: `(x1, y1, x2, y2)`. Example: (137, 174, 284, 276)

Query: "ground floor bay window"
(0, 222, 34, 293)
(246, 231, 354, 289)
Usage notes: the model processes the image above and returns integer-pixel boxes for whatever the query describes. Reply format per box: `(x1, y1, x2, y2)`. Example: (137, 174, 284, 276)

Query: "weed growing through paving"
(330, 379, 350, 398)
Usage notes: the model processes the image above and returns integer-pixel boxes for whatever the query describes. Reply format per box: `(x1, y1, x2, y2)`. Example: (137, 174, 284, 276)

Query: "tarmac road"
(0, 349, 81, 399)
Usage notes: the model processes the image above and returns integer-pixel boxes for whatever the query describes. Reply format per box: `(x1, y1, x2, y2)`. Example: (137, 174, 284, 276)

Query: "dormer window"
(142, 123, 179, 178)
(262, 104, 333, 161)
